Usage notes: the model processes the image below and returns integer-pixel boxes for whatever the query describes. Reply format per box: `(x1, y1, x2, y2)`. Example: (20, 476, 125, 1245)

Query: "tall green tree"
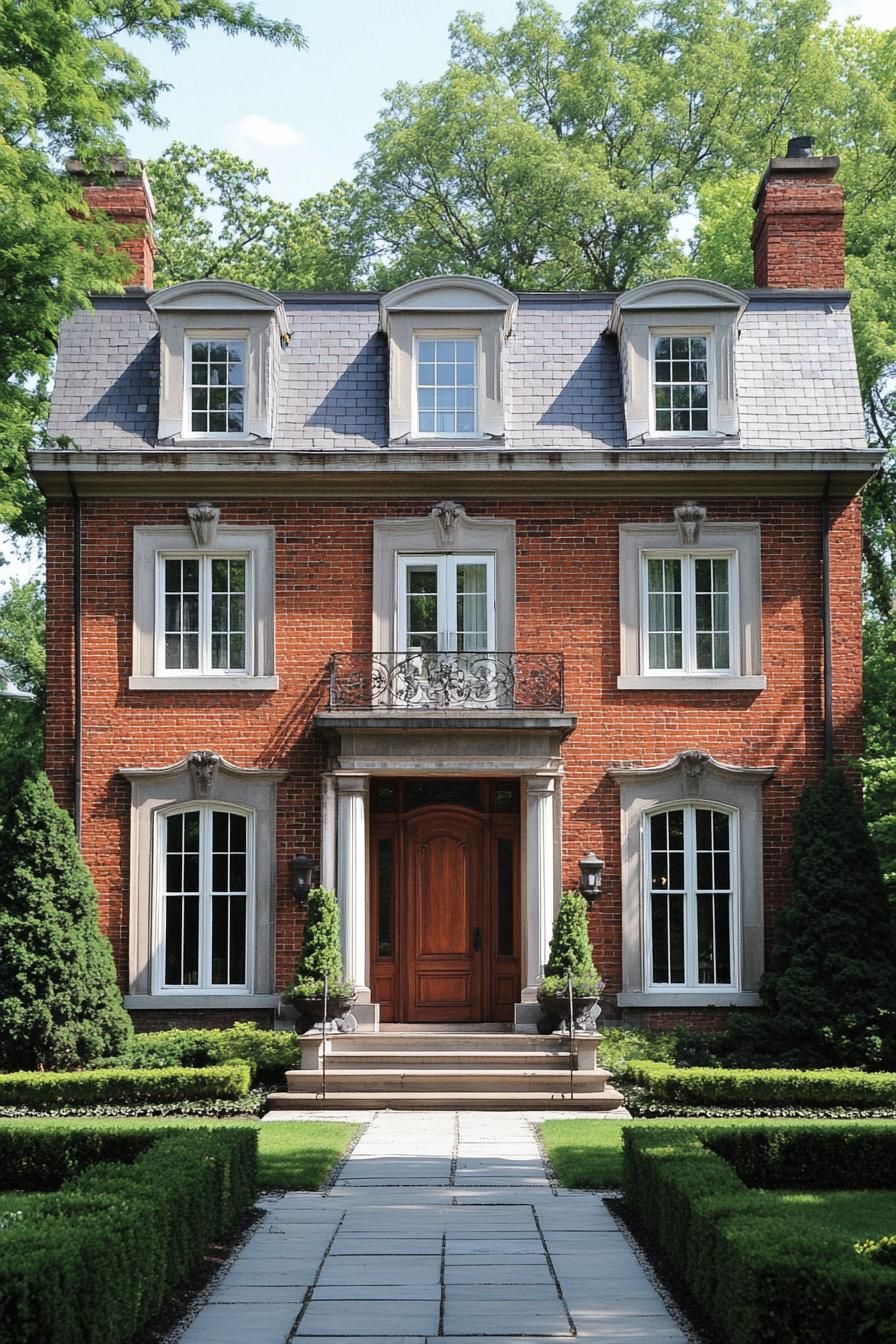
(0, 1, 305, 543)
(0, 577, 45, 810)
(149, 143, 365, 290)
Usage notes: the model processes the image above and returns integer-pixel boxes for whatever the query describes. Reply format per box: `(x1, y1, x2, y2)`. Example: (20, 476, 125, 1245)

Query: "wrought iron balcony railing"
(327, 651, 565, 711)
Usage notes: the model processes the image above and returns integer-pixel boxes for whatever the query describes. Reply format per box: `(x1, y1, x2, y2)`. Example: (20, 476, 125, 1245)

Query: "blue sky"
(1, 0, 891, 588)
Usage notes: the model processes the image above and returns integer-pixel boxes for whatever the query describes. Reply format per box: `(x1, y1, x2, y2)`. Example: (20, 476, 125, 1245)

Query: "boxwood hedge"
(622, 1060, 896, 1113)
(622, 1123, 896, 1344)
(0, 1061, 250, 1110)
(0, 1125, 257, 1344)
(92, 1022, 299, 1087)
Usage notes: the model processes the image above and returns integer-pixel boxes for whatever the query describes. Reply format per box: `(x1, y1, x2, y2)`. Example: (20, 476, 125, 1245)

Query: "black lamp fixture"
(578, 851, 605, 903)
(289, 854, 317, 903)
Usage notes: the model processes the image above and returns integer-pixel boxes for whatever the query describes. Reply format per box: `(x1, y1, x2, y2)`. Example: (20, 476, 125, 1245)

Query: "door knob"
(473, 927, 482, 952)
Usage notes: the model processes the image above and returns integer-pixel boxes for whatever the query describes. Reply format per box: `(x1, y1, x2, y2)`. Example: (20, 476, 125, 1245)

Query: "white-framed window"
(185, 335, 247, 437)
(155, 803, 254, 992)
(645, 803, 737, 989)
(158, 553, 251, 676)
(641, 551, 737, 675)
(397, 553, 496, 653)
(414, 335, 479, 437)
(651, 332, 711, 434)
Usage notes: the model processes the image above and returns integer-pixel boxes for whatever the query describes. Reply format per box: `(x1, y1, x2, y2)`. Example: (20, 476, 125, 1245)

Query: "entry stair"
(267, 1026, 625, 1111)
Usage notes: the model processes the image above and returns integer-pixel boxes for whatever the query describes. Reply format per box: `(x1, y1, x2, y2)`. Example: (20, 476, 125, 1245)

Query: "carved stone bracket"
(680, 749, 711, 795)
(188, 502, 221, 547)
(430, 500, 466, 544)
(188, 750, 221, 798)
(674, 500, 707, 545)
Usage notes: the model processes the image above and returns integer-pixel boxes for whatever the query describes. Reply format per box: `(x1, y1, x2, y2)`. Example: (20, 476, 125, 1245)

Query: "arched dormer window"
(148, 280, 288, 444)
(609, 279, 746, 446)
(379, 276, 518, 444)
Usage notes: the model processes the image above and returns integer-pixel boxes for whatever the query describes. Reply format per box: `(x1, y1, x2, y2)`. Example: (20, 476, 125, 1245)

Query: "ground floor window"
(159, 805, 253, 990)
(647, 804, 735, 988)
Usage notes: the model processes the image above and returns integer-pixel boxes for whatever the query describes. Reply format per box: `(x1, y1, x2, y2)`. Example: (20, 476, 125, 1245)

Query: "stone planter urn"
(535, 989, 602, 1035)
(290, 990, 358, 1036)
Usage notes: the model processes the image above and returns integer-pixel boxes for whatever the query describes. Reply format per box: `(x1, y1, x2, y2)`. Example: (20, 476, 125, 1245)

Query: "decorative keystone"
(674, 500, 707, 545)
(188, 502, 220, 547)
(430, 499, 465, 543)
(188, 750, 221, 799)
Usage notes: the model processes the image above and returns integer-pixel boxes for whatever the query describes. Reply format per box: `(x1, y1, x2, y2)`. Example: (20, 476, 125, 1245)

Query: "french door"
(397, 554, 496, 654)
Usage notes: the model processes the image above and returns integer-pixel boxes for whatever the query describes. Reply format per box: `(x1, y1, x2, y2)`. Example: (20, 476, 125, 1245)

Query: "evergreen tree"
(0, 773, 132, 1069)
(543, 890, 601, 992)
(761, 767, 896, 1068)
(288, 888, 353, 998)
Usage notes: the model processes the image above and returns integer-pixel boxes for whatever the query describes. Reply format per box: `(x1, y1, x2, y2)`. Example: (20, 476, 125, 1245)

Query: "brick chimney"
(751, 136, 844, 289)
(67, 157, 156, 289)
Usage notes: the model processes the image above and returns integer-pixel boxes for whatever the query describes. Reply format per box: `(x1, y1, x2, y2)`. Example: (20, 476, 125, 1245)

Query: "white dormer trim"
(149, 280, 288, 443)
(379, 275, 518, 443)
(609, 278, 747, 445)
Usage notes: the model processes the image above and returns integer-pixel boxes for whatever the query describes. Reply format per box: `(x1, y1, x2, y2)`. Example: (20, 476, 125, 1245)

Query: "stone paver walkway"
(176, 1111, 689, 1344)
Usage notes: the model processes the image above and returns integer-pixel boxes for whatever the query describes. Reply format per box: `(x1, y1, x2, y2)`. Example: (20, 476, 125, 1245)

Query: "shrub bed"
(622, 1123, 896, 1344)
(93, 1023, 299, 1087)
(0, 1125, 257, 1344)
(621, 1060, 896, 1114)
(0, 1062, 250, 1110)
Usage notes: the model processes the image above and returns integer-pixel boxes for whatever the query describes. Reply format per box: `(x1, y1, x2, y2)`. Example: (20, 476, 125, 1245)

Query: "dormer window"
(610, 279, 745, 446)
(379, 276, 517, 444)
(189, 338, 246, 436)
(148, 280, 288, 445)
(416, 336, 478, 436)
(652, 334, 709, 434)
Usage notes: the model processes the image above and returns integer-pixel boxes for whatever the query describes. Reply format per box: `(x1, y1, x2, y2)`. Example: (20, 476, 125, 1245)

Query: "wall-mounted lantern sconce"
(289, 854, 317, 904)
(578, 852, 605, 903)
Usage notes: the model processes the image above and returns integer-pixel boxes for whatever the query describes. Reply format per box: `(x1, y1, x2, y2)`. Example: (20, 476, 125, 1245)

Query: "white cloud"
(227, 114, 305, 154)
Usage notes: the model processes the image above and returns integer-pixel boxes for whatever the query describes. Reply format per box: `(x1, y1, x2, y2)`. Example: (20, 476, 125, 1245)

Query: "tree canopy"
(0, 0, 305, 543)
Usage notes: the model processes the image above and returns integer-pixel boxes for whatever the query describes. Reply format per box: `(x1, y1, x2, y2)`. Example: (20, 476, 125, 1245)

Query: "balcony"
(326, 651, 565, 712)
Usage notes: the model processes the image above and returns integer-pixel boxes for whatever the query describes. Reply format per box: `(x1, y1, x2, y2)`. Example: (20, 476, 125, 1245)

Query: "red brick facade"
(44, 491, 864, 1025)
(751, 161, 845, 289)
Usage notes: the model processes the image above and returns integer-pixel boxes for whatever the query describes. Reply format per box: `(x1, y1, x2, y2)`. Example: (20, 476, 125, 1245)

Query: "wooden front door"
(403, 807, 484, 1022)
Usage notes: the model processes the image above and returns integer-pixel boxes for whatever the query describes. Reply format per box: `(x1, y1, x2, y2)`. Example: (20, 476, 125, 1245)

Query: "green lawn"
(540, 1116, 896, 1189)
(0, 1117, 359, 1191)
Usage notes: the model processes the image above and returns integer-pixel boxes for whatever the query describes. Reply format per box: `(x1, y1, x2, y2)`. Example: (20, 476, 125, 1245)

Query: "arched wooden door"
(402, 807, 484, 1022)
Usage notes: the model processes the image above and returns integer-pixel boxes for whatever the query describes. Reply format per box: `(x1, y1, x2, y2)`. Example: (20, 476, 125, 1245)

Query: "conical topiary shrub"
(283, 887, 355, 1022)
(541, 890, 603, 996)
(0, 772, 132, 1070)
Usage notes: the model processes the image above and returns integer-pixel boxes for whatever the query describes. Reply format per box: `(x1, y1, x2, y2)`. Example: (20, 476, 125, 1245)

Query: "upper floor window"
(160, 553, 250, 675)
(647, 804, 736, 988)
(652, 334, 709, 433)
(158, 804, 253, 991)
(398, 553, 495, 654)
(188, 338, 246, 436)
(416, 337, 478, 436)
(643, 551, 734, 674)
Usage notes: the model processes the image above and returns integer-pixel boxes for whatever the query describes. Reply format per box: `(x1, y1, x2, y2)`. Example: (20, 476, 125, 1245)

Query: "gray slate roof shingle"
(46, 291, 868, 454)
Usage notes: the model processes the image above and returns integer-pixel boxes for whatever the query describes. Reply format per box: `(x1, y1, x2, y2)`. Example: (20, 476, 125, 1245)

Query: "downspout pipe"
(821, 474, 834, 765)
(67, 472, 83, 836)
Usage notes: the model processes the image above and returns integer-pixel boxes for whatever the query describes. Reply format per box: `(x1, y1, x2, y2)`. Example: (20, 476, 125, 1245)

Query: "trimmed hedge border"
(92, 1024, 299, 1087)
(622, 1122, 896, 1344)
(622, 1059, 896, 1113)
(0, 1062, 251, 1110)
(0, 1125, 257, 1344)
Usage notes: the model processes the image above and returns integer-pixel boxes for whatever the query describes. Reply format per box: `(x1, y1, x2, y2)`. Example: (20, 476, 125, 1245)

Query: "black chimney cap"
(786, 135, 816, 158)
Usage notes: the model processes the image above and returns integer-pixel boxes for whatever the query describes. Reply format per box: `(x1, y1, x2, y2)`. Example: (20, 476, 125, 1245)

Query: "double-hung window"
(642, 551, 736, 675)
(652, 333, 710, 433)
(646, 804, 737, 989)
(415, 337, 478, 436)
(187, 337, 246, 436)
(159, 805, 253, 991)
(159, 553, 250, 676)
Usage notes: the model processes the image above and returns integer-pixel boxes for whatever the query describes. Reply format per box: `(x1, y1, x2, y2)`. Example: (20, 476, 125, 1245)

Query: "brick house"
(35, 142, 878, 1035)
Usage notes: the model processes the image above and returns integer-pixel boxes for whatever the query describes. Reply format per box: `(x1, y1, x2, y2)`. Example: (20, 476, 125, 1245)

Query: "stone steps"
(284, 1066, 614, 1094)
(267, 1086, 625, 1111)
(325, 1050, 571, 1070)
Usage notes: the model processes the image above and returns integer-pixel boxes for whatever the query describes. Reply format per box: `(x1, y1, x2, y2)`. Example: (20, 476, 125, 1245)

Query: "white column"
(525, 774, 557, 990)
(320, 773, 337, 890)
(336, 773, 370, 1000)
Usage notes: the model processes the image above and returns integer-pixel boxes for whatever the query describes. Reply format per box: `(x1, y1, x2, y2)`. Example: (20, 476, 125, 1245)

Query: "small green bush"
(0, 1125, 256, 1344)
(622, 1123, 896, 1344)
(622, 1060, 896, 1113)
(542, 890, 602, 996)
(283, 887, 354, 1005)
(95, 1022, 299, 1086)
(597, 1026, 678, 1075)
(0, 1062, 250, 1110)
(856, 1235, 896, 1269)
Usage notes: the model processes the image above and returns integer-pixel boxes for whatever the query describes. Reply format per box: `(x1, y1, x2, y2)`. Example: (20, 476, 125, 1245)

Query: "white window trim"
(153, 802, 256, 995)
(639, 549, 739, 677)
(396, 552, 497, 652)
(649, 328, 716, 437)
(155, 551, 253, 678)
(412, 331, 482, 440)
(131, 524, 277, 691)
(642, 801, 740, 992)
(183, 331, 249, 441)
(619, 522, 765, 691)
